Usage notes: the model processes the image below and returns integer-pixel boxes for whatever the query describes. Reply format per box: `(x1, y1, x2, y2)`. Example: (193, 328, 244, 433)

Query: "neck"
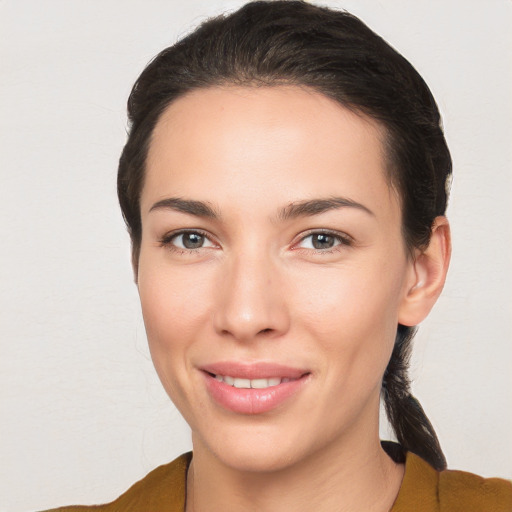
(186, 422, 404, 512)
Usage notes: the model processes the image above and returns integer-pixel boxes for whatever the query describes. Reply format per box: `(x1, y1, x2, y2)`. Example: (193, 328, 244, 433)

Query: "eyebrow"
(148, 196, 374, 221)
(149, 197, 220, 219)
(277, 197, 374, 221)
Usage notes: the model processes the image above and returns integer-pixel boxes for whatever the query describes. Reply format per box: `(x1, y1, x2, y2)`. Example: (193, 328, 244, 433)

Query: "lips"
(201, 362, 310, 414)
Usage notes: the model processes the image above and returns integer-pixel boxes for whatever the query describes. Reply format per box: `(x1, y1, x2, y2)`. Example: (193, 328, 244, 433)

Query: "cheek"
(136, 257, 214, 389)
(295, 260, 404, 335)
(292, 267, 403, 428)
(138, 256, 211, 336)
(292, 260, 405, 380)
(136, 264, 216, 428)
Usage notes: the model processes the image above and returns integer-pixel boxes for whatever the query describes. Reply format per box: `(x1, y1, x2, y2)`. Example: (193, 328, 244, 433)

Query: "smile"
(213, 375, 294, 389)
(201, 363, 310, 415)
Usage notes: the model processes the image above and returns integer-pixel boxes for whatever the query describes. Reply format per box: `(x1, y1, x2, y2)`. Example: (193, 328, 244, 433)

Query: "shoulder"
(438, 466, 512, 512)
(392, 450, 512, 512)
(41, 452, 191, 512)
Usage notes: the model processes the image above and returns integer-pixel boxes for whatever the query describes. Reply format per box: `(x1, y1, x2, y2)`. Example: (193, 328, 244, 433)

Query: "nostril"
(258, 328, 273, 335)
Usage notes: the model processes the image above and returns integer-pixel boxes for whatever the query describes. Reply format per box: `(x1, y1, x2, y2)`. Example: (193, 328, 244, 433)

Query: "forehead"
(143, 85, 397, 218)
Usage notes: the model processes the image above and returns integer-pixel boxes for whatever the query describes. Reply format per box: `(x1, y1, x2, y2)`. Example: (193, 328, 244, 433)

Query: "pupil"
(183, 233, 204, 249)
(312, 234, 334, 249)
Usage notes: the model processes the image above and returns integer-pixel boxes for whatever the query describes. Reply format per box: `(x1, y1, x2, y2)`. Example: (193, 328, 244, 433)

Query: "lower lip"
(203, 373, 309, 415)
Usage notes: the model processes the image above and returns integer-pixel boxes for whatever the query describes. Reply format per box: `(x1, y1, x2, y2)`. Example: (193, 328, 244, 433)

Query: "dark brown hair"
(118, 0, 451, 470)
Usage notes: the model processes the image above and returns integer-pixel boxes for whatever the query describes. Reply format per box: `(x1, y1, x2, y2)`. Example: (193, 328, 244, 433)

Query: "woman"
(39, 1, 510, 511)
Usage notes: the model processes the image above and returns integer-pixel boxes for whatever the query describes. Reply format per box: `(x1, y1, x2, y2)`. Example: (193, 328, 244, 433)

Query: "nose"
(213, 251, 290, 342)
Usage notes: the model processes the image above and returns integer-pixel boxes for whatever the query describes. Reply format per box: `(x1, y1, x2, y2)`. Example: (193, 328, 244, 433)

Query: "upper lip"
(200, 361, 309, 380)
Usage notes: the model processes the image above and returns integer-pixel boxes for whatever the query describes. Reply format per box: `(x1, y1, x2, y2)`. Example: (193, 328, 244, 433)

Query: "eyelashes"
(160, 230, 216, 250)
(294, 230, 353, 253)
(159, 229, 217, 254)
(159, 228, 353, 256)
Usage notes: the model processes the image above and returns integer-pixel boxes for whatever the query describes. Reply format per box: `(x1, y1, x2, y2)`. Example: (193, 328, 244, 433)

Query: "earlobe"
(398, 216, 451, 326)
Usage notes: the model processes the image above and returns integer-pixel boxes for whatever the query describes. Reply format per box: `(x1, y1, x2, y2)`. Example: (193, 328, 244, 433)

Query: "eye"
(162, 230, 216, 251)
(296, 231, 352, 251)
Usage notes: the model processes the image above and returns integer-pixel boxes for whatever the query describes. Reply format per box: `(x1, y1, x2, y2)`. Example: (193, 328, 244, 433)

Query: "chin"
(215, 441, 302, 474)
(192, 416, 344, 475)
(190, 420, 302, 473)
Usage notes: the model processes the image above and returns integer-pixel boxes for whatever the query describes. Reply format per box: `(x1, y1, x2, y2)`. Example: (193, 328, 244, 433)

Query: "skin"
(137, 85, 450, 512)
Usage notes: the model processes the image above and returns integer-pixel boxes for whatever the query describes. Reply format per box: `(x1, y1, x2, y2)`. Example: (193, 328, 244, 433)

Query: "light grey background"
(1, 1, 511, 511)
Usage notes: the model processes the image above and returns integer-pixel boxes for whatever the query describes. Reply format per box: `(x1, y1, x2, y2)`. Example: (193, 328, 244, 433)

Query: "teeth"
(214, 375, 290, 389)
(233, 378, 251, 388)
(251, 377, 281, 388)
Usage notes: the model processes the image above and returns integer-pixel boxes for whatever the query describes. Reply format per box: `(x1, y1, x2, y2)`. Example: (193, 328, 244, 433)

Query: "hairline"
(130, 82, 408, 270)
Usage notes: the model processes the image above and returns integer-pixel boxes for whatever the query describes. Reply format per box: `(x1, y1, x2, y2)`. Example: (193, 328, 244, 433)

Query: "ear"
(398, 216, 451, 326)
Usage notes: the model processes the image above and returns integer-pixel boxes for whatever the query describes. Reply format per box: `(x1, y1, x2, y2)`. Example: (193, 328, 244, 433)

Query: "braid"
(382, 325, 447, 471)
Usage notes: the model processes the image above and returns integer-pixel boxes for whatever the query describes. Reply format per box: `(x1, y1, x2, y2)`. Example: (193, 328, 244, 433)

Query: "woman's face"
(137, 86, 417, 472)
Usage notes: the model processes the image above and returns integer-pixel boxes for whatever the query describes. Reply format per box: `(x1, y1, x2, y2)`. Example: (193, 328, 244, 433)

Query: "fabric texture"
(43, 450, 512, 512)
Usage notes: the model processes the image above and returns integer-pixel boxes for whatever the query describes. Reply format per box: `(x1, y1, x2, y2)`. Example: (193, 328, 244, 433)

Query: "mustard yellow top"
(44, 451, 512, 512)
